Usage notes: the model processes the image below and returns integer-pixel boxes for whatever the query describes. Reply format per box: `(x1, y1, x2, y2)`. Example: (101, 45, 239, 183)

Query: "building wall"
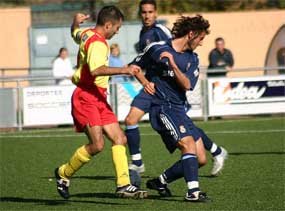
(160, 10, 285, 76)
(0, 8, 284, 79)
(0, 7, 31, 78)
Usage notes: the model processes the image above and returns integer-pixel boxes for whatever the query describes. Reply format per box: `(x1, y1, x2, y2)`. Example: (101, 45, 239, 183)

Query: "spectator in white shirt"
(52, 47, 74, 85)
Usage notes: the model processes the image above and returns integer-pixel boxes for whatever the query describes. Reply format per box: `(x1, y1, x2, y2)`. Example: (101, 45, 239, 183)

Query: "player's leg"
(176, 136, 209, 202)
(125, 106, 145, 173)
(147, 137, 206, 198)
(150, 137, 206, 190)
(196, 127, 228, 176)
(147, 124, 206, 197)
(103, 122, 148, 198)
(55, 125, 103, 199)
(196, 137, 207, 167)
(146, 104, 209, 201)
(125, 90, 152, 173)
(148, 135, 209, 201)
(55, 88, 103, 199)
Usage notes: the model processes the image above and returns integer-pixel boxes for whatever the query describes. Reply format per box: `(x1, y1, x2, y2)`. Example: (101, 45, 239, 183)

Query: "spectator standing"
(208, 37, 234, 77)
(52, 47, 74, 85)
(109, 43, 128, 82)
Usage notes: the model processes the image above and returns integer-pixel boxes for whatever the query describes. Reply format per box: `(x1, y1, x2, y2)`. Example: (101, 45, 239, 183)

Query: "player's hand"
(73, 13, 90, 25)
(160, 52, 177, 69)
(127, 65, 141, 76)
(160, 52, 174, 63)
(144, 82, 155, 95)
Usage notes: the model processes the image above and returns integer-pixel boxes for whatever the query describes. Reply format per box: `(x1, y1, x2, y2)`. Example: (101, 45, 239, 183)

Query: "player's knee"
(125, 115, 138, 126)
(198, 156, 207, 167)
(177, 139, 196, 154)
(88, 140, 105, 154)
(114, 134, 127, 145)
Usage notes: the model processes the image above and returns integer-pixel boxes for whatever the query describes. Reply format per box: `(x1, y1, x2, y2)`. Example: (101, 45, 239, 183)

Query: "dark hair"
(59, 47, 67, 55)
(53, 47, 67, 63)
(171, 15, 210, 39)
(215, 37, 224, 43)
(96, 5, 124, 26)
(139, 0, 157, 12)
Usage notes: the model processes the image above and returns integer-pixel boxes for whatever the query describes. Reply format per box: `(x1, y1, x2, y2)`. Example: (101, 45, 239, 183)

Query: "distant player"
(125, 0, 227, 176)
(131, 15, 211, 202)
(54, 6, 148, 199)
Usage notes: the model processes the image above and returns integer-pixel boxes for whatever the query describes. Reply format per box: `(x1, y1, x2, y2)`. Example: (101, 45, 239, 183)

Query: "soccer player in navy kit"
(125, 0, 227, 176)
(125, 0, 172, 173)
(131, 15, 211, 202)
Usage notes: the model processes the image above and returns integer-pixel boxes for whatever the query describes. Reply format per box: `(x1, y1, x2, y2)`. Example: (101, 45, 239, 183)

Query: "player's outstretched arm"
(160, 52, 191, 90)
(71, 13, 90, 33)
(131, 65, 155, 95)
(91, 65, 139, 77)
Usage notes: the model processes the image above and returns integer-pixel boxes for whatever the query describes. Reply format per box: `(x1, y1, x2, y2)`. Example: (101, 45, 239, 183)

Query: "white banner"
(115, 82, 148, 121)
(22, 85, 76, 126)
(208, 75, 285, 116)
(186, 79, 203, 118)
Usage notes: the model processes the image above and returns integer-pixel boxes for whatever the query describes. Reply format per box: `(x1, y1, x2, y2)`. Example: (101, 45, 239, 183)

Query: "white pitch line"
(1, 116, 284, 134)
(0, 129, 284, 139)
(0, 117, 283, 135)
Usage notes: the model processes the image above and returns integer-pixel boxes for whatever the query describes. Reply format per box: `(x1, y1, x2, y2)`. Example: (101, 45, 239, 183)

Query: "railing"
(0, 66, 284, 131)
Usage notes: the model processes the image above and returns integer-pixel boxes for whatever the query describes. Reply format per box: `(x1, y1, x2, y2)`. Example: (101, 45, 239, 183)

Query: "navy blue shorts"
(150, 102, 201, 153)
(131, 90, 153, 113)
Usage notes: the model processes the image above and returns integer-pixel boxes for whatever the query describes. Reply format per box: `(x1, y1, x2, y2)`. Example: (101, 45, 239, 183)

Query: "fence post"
(16, 80, 23, 131)
(202, 71, 209, 122)
(1, 69, 4, 88)
(109, 83, 118, 116)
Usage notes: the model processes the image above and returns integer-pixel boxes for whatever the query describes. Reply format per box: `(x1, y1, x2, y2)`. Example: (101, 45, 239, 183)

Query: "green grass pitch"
(0, 116, 284, 210)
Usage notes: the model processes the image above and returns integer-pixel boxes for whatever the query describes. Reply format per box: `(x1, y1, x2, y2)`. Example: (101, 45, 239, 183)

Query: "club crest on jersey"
(194, 68, 199, 77)
(146, 39, 151, 46)
(179, 125, 186, 133)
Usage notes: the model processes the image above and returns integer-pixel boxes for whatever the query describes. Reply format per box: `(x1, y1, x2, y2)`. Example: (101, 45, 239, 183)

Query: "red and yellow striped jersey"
(72, 28, 110, 89)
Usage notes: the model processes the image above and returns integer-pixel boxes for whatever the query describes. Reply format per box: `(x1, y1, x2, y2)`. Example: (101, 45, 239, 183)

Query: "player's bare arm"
(160, 51, 191, 90)
(71, 13, 90, 33)
(91, 65, 140, 76)
(130, 64, 155, 95)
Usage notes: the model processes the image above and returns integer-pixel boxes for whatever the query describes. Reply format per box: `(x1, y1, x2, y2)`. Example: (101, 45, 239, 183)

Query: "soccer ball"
(129, 169, 141, 188)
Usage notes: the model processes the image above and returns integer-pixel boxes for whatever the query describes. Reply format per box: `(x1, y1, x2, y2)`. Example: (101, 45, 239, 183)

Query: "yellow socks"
(59, 145, 91, 180)
(112, 145, 130, 187)
(58, 144, 130, 187)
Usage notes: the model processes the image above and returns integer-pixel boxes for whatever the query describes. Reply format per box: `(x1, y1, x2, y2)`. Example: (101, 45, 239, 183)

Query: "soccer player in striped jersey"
(125, 0, 227, 176)
(54, 6, 148, 199)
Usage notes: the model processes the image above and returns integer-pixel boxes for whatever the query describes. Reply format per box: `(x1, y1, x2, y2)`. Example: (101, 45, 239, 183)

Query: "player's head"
(139, 0, 157, 28)
(96, 6, 124, 40)
(215, 37, 225, 52)
(171, 15, 210, 50)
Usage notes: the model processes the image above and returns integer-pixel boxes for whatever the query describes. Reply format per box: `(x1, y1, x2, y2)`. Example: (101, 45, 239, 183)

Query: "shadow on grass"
(41, 175, 115, 181)
(42, 175, 153, 180)
(72, 175, 115, 180)
(72, 192, 182, 202)
(0, 197, 125, 206)
(146, 194, 182, 202)
(199, 175, 216, 178)
(71, 192, 117, 199)
(229, 151, 285, 156)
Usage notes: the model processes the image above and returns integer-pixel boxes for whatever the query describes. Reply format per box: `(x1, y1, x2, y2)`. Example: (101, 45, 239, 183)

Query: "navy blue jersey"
(138, 22, 172, 52)
(132, 40, 200, 104)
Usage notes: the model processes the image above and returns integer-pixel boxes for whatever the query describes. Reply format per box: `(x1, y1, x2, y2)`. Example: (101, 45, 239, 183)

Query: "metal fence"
(0, 66, 284, 130)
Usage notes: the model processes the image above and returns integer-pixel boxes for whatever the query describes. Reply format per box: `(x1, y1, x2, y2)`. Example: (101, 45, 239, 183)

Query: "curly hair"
(171, 15, 210, 39)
